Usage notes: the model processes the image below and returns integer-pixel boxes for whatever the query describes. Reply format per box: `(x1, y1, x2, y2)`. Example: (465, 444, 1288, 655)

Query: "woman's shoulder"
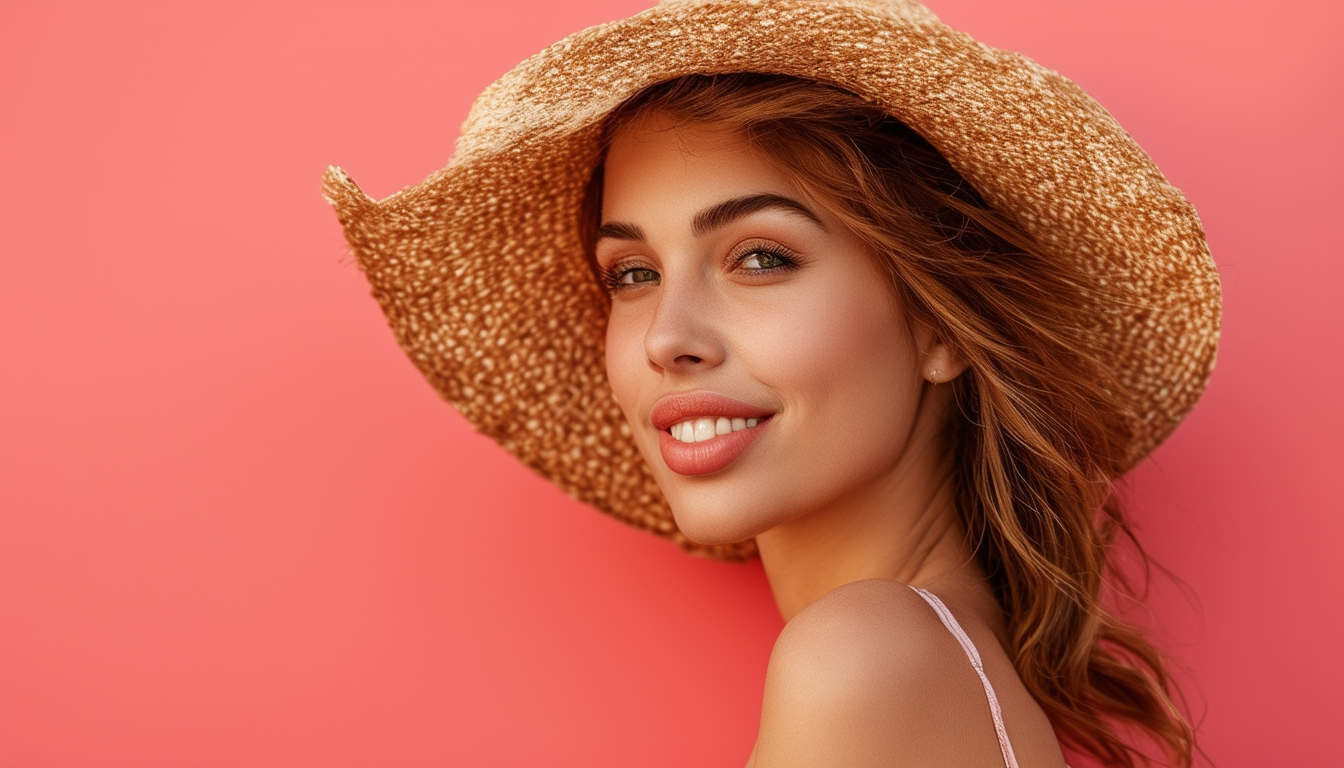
(766, 579, 971, 703)
(752, 579, 1017, 767)
(774, 578, 952, 665)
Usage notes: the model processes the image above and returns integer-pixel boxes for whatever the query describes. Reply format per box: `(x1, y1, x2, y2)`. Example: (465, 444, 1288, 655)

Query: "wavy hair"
(583, 73, 1195, 767)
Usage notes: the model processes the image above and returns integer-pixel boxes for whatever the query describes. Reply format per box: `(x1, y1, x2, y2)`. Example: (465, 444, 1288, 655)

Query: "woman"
(324, 1, 1219, 765)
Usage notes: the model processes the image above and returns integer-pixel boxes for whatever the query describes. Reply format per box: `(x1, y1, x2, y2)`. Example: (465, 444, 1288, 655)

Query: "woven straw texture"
(322, 0, 1221, 560)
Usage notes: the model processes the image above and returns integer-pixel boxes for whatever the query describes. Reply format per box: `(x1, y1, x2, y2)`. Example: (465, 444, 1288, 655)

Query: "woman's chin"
(668, 503, 774, 548)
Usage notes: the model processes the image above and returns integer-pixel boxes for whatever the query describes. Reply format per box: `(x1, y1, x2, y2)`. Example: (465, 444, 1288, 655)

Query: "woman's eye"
(602, 264, 660, 293)
(735, 247, 798, 272)
(739, 251, 786, 270)
(621, 267, 660, 284)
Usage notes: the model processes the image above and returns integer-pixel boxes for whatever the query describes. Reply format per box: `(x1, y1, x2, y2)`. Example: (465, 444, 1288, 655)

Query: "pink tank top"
(907, 585, 1020, 768)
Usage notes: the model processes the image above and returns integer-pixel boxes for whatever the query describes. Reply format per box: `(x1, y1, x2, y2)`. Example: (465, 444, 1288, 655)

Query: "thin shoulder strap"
(907, 585, 1020, 768)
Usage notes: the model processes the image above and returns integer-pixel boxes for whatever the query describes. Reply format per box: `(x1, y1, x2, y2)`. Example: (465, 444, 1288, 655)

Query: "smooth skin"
(596, 115, 1067, 767)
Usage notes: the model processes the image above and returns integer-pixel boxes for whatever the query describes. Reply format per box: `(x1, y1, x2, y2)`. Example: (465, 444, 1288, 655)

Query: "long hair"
(584, 74, 1195, 767)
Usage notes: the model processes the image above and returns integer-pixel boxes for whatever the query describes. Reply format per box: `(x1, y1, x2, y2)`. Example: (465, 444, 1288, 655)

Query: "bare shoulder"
(764, 579, 965, 710)
(771, 579, 950, 678)
(752, 580, 1013, 768)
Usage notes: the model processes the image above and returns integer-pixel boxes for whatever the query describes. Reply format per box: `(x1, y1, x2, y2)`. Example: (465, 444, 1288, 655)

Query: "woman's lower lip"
(657, 420, 770, 476)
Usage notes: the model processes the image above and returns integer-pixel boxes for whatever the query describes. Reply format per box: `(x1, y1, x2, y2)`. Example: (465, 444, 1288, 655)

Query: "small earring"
(928, 368, 941, 384)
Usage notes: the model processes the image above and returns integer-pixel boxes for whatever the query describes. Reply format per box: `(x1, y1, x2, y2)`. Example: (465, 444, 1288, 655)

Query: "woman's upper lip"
(650, 391, 775, 430)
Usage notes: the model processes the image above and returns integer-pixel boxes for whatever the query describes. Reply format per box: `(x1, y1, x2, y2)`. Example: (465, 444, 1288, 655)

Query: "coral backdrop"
(1, 1, 1339, 766)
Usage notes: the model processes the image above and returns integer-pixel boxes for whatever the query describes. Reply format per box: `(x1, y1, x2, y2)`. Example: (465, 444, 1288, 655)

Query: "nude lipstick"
(651, 392, 774, 476)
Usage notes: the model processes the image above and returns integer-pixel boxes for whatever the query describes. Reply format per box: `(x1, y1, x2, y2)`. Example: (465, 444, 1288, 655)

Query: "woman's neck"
(753, 385, 1003, 636)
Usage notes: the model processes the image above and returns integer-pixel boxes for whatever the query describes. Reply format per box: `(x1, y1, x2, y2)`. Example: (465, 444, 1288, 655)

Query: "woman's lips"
(657, 418, 771, 476)
(650, 392, 775, 476)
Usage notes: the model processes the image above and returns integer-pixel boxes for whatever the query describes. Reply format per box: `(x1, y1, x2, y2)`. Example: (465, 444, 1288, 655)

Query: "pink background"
(1, 1, 1340, 765)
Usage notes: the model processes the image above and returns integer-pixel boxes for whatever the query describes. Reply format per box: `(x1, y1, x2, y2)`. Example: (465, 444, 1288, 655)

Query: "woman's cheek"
(604, 306, 647, 419)
(745, 283, 891, 387)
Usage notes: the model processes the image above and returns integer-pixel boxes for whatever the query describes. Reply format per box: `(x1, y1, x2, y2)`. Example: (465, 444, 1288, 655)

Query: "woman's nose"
(643, 275, 726, 375)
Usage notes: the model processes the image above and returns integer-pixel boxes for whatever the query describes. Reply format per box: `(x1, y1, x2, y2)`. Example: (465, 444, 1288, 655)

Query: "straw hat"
(322, 0, 1221, 560)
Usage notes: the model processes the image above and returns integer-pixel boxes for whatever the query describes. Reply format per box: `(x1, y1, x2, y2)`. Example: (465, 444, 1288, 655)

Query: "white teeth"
(669, 415, 767, 443)
(694, 418, 716, 441)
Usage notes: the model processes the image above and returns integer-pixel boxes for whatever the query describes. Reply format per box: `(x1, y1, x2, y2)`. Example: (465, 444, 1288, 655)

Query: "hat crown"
(656, 0, 940, 24)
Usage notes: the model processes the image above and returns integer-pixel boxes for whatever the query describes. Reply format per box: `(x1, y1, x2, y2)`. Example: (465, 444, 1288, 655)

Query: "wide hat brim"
(323, 0, 1221, 560)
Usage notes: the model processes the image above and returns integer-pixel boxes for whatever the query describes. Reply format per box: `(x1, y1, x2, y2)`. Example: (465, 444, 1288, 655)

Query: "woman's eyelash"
(600, 263, 660, 293)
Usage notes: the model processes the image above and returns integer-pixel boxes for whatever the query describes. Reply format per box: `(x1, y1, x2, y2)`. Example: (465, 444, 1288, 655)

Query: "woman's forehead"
(605, 115, 753, 172)
(601, 118, 807, 223)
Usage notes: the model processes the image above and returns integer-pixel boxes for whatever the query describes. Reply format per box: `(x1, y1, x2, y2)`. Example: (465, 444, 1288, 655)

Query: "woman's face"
(596, 115, 932, 546)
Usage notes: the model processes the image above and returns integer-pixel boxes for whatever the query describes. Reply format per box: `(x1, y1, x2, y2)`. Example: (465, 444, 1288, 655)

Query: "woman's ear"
(911, 319, 969, 385)
(922, 344, 968, 385)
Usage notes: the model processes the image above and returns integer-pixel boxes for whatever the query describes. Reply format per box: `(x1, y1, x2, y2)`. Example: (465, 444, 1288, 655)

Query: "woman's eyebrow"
(692, 193, 825, 236)
(594, 193, 825, 244)
(594, 221, 646, 243)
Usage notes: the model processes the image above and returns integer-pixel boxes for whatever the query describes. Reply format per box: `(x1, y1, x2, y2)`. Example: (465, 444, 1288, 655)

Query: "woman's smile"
(650, 390, 775, 475)
(597, 114, 932, 546)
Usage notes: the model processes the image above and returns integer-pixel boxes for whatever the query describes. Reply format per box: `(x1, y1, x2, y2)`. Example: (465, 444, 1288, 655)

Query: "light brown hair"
(583, 73, 1195, 767)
